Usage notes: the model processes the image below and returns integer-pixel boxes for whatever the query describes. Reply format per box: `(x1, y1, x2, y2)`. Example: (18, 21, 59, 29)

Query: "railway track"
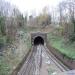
(43, 46, 69, 71)
(17, 45, 69, 75)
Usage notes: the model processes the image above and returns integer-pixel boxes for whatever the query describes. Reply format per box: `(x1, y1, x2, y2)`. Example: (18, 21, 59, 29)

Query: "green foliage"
(0, 35, 7, 48)
(48, 68, 55, 75)
(55, 26, 64, 36)
(0, 56, 11, 75)
(68, 18, 75, 42)
(71, 18, 75, 32)
(69, 33, 75, 42)
(17, 14, 24, 28)
(48, 33, 75, 59)
(0, 15, 5, 35)
(24, 15, 27, 23)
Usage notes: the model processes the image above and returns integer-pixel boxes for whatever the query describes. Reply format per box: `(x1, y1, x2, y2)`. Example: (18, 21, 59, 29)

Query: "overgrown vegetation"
(48, 33, 75, 59)
(47, 0, 75, 61)
(0, 0, 75, 74)
(0, 0, 29, 74)
(0, 56, 11, 75)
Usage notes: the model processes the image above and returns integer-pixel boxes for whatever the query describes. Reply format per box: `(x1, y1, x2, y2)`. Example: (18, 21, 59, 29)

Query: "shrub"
(69, 33, 75, 42)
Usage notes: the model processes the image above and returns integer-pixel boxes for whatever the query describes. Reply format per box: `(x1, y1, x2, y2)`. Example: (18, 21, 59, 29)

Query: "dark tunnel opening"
(34, 36, 44, 45)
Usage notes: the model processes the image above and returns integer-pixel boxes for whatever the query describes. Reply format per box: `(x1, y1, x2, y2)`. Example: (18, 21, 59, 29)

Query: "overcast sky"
(5, 0, 62, 15)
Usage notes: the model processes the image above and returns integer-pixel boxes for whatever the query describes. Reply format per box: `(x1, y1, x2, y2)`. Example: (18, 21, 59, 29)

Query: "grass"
(48, 68, 56, 75)
(0, 56, 11, 75)
(47, 33, 75, 59)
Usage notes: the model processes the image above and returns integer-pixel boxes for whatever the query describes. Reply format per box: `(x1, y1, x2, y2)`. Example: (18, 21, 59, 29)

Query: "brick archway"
(31, 32, 47, 46)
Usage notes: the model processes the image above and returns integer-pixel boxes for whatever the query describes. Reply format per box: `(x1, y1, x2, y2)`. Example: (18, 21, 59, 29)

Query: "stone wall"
(31, 32, 47, 46)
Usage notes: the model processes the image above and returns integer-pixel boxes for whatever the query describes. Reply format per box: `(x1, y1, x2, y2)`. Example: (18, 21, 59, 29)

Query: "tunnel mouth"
(34, 36, 44, 45)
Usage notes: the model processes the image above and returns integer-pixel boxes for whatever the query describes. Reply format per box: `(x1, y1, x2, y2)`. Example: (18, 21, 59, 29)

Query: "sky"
(5, 0, 62, 15)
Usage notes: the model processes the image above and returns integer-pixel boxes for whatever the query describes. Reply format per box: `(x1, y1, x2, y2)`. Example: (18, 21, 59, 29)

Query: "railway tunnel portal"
(34, 36, 44, 45)
(31, 32, 47, 46)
